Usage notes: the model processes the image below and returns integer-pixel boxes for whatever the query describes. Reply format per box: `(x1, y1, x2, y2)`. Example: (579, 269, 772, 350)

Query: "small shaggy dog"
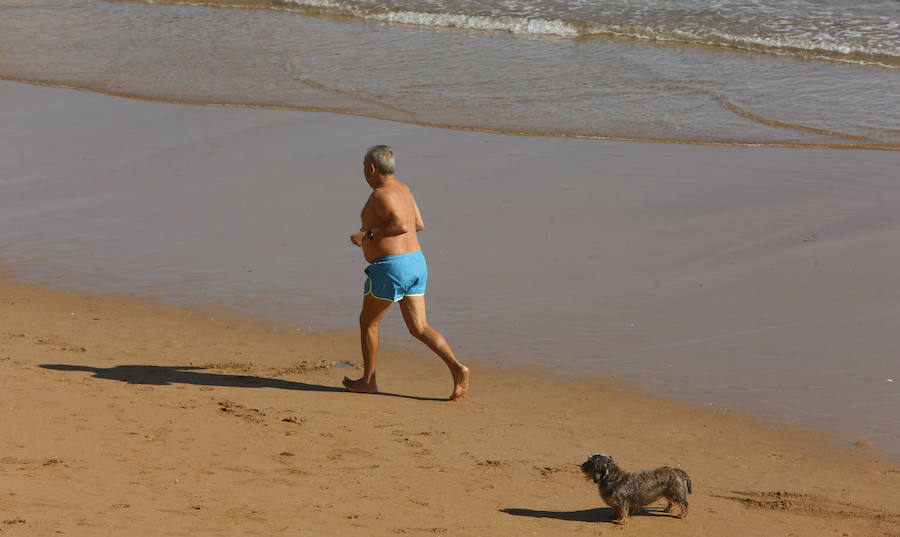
(580, 453, 691, 525)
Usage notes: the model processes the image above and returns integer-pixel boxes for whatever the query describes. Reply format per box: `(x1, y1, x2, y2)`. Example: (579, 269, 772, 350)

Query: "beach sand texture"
(1, 279, 899, 537)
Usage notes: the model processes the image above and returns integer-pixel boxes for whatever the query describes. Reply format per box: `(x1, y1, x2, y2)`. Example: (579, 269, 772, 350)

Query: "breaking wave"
(134, 0, 900, 67)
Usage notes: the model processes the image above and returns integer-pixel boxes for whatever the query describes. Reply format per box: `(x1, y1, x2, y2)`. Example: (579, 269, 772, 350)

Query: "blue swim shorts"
(364, 250, 428, 302)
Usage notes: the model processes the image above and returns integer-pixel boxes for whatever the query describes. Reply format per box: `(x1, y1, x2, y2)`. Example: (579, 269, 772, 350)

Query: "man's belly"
(363, 235, 420, 263)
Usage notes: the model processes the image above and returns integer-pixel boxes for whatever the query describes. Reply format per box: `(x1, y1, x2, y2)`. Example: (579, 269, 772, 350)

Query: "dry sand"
(2, 279, 899, 537)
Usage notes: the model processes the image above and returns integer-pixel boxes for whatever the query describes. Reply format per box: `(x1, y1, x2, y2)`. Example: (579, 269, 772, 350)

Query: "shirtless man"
(345, 145, 470, 400)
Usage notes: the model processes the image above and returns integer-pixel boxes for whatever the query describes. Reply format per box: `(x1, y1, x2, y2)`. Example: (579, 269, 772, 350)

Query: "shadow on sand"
(40, 363, 446, 401)
(501, 506, 678, 523)
(500, 507, 610, 523)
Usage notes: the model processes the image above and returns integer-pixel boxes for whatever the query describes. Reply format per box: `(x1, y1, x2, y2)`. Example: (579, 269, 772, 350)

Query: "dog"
(580, 453, 691, 525)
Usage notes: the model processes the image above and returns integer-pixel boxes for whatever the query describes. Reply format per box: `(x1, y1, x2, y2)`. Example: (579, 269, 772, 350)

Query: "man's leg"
(399, 295, 469, 400)
(343, 293, 393, 393)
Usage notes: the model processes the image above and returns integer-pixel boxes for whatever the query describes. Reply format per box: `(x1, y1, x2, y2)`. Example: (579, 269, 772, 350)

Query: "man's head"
(364, 145, 395, 177)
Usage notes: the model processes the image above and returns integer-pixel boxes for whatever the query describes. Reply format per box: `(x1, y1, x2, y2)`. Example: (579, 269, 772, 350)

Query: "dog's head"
(581, 453, 614, 483)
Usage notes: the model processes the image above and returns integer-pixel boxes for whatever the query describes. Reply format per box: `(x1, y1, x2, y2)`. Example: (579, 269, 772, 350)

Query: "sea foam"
(276, 0, 899, 66)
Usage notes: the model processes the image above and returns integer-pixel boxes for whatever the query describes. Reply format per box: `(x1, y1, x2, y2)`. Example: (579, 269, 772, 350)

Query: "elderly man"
(345, 145, 469, 400)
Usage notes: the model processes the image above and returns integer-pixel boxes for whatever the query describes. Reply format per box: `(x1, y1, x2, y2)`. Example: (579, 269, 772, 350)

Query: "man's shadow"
(40, 364, 445, 401)
(501, 506, 677, 523)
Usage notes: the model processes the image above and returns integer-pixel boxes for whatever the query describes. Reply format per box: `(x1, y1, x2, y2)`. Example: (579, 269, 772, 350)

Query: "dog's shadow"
(501, 506, 677, 523)
(39, 363, 445, 401)
(500, 507, 610, 523)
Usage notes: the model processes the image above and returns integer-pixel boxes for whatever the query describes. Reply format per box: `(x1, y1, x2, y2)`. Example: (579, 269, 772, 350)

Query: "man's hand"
(350, 231, 366, 247)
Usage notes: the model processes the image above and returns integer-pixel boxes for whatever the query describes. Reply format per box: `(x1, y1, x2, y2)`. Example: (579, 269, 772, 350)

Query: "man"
(345, 145, 469, 400)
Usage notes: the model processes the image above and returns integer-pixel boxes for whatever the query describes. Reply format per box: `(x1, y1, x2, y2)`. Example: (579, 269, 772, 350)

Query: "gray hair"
(364, 145, 395, 175)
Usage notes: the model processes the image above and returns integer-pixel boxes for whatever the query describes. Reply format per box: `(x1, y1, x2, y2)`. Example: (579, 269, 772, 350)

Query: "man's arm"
(413, 198, 424, 232)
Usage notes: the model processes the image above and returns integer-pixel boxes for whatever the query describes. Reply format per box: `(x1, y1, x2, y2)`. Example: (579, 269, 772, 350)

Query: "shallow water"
(1, 0, 898, 146)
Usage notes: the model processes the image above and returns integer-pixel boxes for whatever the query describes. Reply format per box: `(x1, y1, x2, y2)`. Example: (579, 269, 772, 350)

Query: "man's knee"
(407, 321, 429, 340)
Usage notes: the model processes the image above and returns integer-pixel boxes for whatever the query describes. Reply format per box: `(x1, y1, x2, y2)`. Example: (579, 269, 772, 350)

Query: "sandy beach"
(2, 278, 899, 537)
(2, 79, 900, 535)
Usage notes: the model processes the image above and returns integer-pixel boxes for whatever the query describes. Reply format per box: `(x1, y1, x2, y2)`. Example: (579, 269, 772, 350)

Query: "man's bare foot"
(342, 376, 378, 394)
(449, 366, 470, 401)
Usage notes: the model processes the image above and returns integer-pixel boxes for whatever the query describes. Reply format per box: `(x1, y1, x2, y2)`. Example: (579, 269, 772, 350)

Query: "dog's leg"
(679, 499, 688, 518)
(611, 504, 629, 525)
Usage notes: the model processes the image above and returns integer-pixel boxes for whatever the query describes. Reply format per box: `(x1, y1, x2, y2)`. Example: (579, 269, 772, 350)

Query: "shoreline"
(3, 76, 898, 152)
(1, 261, 893, 458)
(2, 277, 899, 536)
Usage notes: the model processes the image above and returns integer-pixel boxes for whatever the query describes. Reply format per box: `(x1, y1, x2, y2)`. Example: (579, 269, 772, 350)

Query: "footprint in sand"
(537, 465, 572, 477)
(476, 459, 510, 468)
(717, 491, 900, 522)
(217, 400, 266, 424)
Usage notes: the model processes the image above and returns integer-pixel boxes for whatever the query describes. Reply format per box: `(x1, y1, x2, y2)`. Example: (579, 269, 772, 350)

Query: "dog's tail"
(675, 468, 692, 494)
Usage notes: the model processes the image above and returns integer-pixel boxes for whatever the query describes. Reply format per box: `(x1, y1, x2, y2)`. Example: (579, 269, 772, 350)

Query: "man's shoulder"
(374, 181, 410, 200)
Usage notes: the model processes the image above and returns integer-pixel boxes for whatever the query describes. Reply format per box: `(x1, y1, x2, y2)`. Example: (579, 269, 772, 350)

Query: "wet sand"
(2, 279, 899, 536)
(3, 79, 900, 453)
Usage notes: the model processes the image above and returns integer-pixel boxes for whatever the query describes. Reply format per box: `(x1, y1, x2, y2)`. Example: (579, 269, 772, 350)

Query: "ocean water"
(1, 0, 898, 146)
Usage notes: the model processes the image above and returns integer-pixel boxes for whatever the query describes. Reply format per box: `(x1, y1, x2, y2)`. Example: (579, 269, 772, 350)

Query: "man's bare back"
(346, 145, 469, 400)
